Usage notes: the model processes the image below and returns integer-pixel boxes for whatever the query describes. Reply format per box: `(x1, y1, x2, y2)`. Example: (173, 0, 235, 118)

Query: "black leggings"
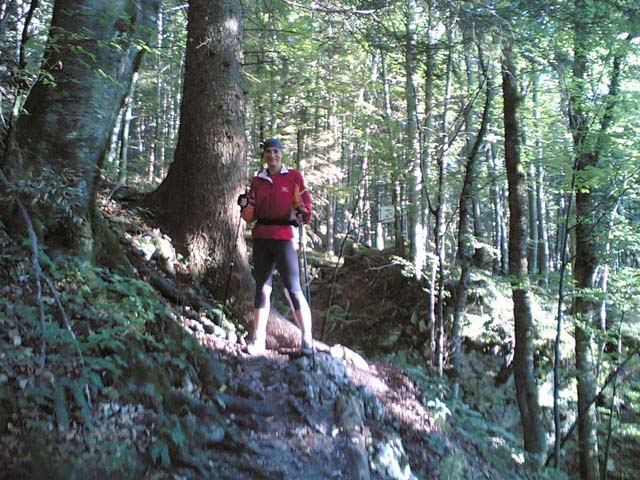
(253, 238, 305, 310)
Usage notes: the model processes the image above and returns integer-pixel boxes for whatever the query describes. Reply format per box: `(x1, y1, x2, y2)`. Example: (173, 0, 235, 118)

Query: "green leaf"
(170, 420, 186, 447)
(71, 380, 93, 429)
(53, 384, 69, 429)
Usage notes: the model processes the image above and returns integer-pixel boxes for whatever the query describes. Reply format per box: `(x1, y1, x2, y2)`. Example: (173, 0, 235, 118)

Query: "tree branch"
(19, 0, 39, 68)
(0, 167, 86, 379)
(545, 345, 640, 467)
(0, 168, 48, 366)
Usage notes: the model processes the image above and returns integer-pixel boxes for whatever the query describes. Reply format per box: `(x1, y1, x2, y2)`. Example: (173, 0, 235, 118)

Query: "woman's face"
(264, 147, 282, 171)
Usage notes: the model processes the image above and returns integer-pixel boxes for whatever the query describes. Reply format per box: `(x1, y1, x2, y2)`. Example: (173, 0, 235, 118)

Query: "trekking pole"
(299, 224, 310, 305)
(223, 188, 248, 308)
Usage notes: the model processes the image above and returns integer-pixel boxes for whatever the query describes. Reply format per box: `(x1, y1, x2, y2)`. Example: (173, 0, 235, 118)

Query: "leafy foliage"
(0, 246, 223, 477)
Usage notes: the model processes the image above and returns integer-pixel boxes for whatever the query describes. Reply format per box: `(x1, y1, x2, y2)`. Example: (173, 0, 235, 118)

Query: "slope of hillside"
(0, 194, 560, 479)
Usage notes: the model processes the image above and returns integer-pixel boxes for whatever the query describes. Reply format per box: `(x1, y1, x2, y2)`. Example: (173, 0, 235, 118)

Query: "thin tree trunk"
(405, 0, 424, 277)
(381, 51, 403, 255)
(502, 40, 545, 461)
(117, 72, 139, 186)
(452, 49, 491, 377)
(532, 76, 550, 285)
(153, 7, 165, 180)
(421, 0, 435, 251)
(433, 27, 454, 376)
(527, 160, 539, 276)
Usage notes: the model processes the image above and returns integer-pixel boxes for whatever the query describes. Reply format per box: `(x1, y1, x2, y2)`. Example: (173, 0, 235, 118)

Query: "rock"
(360, 386, 386, 422)
(152, 234, 177, 276)
(330, 344, 370, 371)
(200, 317, 224, 336)
(226, 330, 238, 344)
(182, 374, 195, 394)
(316, 353, 348, 382)
(202, 423, 225, 445)
(335, 394, 370, 480)
(201, 354, 227, 390)
(380, 329, 401, 349)
(371, 435, 417, 480)
(134, 235, 157, 261)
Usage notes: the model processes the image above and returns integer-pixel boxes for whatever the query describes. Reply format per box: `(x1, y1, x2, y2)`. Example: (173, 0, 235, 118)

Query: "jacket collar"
(257, 165, 289, 183)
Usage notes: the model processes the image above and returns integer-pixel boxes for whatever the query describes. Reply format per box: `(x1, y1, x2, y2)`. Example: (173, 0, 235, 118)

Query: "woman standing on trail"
(237, 138, 313, 355)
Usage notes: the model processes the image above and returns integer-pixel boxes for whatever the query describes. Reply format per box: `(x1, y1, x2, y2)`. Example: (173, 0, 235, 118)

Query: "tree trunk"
(144, 0, 248, 304)
(405, 0, 424, 277)
(6, 0, 159, 258)
(421, 0, 435, 252)
(381, 51, 403, 256)
(502, 40, 545, 461)
(433, 27, 454, 376)
(153, 7, 166, 181)
(452, 49, 491, 376)
(527, 161, 539, 276)
(569, 1, 608, 475)
(117, 71, 139, 186)
(532, 75, 549, 285)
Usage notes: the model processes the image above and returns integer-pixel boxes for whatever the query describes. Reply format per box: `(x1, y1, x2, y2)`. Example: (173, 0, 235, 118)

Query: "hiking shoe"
(246, 338, 266, 355)
(300, 337, 314, 356)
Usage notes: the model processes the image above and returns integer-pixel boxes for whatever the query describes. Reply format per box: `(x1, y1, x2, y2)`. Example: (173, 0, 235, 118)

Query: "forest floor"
(102, 190, 450, 479)
(0, 188, 535, 479)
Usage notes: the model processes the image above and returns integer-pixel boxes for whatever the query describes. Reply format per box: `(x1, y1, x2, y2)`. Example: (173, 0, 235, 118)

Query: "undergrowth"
(0, 243, 227, 478)
(389, 349, 569, 480)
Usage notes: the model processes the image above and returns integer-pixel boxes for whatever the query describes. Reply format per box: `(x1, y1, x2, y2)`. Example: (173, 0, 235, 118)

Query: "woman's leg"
(252, 284, 272, 344)
(274, 240, 313, 349)
(283, 289, 312, 342)
(249, 239, 275, 353)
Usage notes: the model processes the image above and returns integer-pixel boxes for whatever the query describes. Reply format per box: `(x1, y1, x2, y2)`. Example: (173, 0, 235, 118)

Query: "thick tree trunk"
(5, 0, 159, 258)
(502, 41, 545, 461)
(144, 0, 249, 304)
(572, 152, 599, 480)
(568, 0, 613, 474)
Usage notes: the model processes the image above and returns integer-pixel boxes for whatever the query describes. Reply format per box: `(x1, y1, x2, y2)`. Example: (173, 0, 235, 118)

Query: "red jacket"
(245, 166, 312, 240)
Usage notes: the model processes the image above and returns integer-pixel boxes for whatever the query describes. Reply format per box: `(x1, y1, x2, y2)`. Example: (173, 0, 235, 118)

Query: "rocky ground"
(173, 297, 442, 479)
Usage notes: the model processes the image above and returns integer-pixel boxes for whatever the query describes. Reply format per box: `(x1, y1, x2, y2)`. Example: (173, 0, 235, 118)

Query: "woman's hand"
(237, 193, 249, 209)
(295, 208, 308, 225)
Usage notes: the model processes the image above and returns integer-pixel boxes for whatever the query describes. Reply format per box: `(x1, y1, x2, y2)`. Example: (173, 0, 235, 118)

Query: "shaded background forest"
(1, 0, 640, 479)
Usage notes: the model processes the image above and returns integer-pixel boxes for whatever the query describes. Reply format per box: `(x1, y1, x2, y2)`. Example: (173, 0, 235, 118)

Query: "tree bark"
(405, 0, 424, 278)
(452, 48, 491, 376)
(502, 40, 545, 461)
(380, 51, 403, 256)
(531, 75, 549, 285)
(5, 0, 160, 258)
(433, 26, 454, 376)
(569, 1, 600, 476)
(144, 0, 249, 306)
